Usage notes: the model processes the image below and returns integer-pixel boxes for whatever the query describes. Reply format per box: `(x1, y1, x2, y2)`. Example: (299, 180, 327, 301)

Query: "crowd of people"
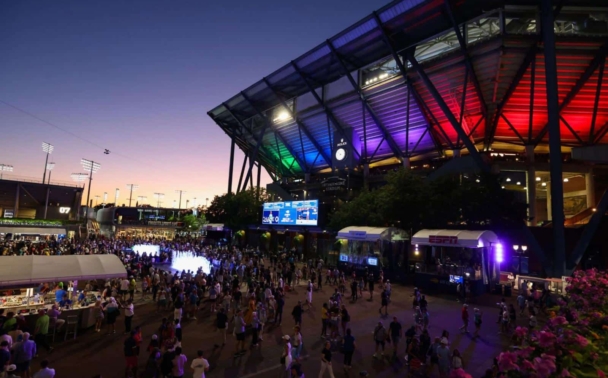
(0, 234, 555, 378)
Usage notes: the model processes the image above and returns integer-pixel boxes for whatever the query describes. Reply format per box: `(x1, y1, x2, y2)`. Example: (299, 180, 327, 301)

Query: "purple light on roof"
(495, 243, 504, 263)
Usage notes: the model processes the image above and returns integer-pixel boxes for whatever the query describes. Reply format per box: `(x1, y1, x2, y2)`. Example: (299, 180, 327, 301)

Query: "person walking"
(93, 300, 104, 333)
(459, 304, 469, 333)
(473, 308, 483, 338)
(190, 350, 209, 378)
(340, 305, 350, 336)
(373, 321, 387, 358)
(12, 332, 36, 378)
(32, 360, 55, 378)
(291, 301, 303, 327)
(342, 328, 355, 370)
(124, 330, 139, 378)
(291, 326, 303, 360)
(437, 338, 451, 378)
(274, 293, 284, 326)
(388, 316, 402, 358)
(123, 299, 134, 334)
(368, 273, 375, 300)
(304, 280, 314, 310)
(379, 289, 389, 315)
(233, 310, 246, 357)
(172, 346, 187, 378)
(280, 335, 293, 377)
(320, 303, 329, 339)
(318, 340, 335, 378)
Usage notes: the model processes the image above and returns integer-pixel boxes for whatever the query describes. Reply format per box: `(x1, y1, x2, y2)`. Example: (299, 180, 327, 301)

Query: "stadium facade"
(209, 0, 608, 275)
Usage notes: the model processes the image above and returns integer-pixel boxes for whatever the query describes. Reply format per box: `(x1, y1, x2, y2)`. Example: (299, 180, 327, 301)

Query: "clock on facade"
(335, 148, 347, 161)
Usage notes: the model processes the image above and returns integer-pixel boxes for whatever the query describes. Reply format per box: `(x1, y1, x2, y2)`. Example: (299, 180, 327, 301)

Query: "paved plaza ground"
(37, 281, 523, 378)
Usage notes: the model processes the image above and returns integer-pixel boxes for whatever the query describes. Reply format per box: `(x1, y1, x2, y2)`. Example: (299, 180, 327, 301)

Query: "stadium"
(209, 0, 608, 274)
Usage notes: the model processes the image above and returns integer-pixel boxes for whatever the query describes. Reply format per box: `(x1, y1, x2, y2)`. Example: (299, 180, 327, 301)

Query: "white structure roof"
(337, 226, 407, 242)
(0, 255, 127, 287)
(411, 229, 498, 248)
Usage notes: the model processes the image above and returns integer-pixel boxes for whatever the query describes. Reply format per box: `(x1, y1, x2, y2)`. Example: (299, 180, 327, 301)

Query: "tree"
(181, 214, 205, 232)
(205, 188, 269, 230)
(328, 188, 385, 230)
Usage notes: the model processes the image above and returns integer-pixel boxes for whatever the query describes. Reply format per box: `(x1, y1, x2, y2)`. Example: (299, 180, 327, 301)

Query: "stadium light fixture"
(273, 109, 291, 123)
(126, 184, 139, 207)
(41, 142, 54, 184)
(70, 173, 88, 182)
(0, 164, 14, 179)
(46, 162, 55, 184)
(154, 193, 165, 208)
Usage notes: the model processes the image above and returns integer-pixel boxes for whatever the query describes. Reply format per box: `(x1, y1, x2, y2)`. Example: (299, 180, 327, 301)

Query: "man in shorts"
(124, 330, 138, 378)
(388, 317, 402, 358)
(233, 310, 246, 356)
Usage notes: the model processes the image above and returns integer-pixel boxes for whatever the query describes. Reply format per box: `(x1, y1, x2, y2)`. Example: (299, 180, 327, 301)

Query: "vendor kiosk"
(0, 255, 127, 330)
(336, 226, 409, 280)
(411, 229, 500, 297)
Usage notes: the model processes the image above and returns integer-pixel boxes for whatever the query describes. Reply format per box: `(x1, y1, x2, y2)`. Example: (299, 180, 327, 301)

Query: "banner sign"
(429, 235, 458, 245)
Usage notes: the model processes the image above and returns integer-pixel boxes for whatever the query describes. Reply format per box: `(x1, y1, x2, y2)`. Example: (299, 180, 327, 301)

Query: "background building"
(209, 0, 608, 276)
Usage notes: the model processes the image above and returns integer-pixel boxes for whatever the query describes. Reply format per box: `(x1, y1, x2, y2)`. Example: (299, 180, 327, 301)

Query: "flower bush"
(496, 268, 608, 377)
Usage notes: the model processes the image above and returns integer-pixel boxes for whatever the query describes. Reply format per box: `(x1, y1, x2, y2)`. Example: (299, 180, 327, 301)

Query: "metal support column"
(586, 170, 595, 208)
(237, 153, 248, 193)
(526, 145, 537, 226)
(14, 184, 20, 218)
(44, 187, 50, 220)
(541, 0, 566, 277)
(402, 157, 411, 169)
(256, 163, 261, 200)
(228, 139, 235, 194)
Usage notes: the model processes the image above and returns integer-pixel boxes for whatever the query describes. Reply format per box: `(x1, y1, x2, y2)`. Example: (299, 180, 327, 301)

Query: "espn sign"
(429, 235, 458, 245)
(59, 207, 71, 214)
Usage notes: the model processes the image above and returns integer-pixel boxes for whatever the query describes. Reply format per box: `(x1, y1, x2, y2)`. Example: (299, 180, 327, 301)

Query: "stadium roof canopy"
(209, 0, 608, 179)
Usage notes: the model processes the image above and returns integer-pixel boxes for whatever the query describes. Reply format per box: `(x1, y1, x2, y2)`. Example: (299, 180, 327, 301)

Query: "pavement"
(33, 280, 529, 378)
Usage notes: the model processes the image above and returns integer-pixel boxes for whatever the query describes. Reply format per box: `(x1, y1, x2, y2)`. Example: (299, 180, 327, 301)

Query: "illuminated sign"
(262, 200, 318, 226)
(429, 235, 458, 245)
(59, 207, 71, 214)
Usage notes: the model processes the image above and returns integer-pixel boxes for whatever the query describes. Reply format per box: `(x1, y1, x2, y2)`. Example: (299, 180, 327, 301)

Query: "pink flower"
(573, 334, 589, 348)
(560, 368, 572, 377)
(534, 354, 557, 377)
(521, 360, 534, 371)
(449, 368, 473, 378)
(498, 352, 519, 372)
(517, 347, 534, 359)
(599, 370, 606, 378)
(538, 331, 557, 348)
(548, 316, 568, 327)
(514, 326, 528, 339)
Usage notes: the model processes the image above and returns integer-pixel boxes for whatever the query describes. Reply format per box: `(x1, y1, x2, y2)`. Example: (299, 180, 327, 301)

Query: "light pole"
(46, 162, 55, 185)
(205, 198, 209, 209)
(115, 188, 119, 206)
(175, 190, 186, 212)
(126, 184, 139, 207)
(95, 195, 100, 206)
(193, 197, 197, 208)
(186, 199, 190, 209)
(71, 173, 88, 220)
(513, 245, 528, 276)
(0, 164, 14, 180)
(81, 158, 101, 220)
(154, 193, 165, 208)
(42, 142, 54, 184)
(137, 196, 147, 206)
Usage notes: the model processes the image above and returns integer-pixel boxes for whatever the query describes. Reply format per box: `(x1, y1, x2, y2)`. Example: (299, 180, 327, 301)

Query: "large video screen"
(262, 200, 319, 226)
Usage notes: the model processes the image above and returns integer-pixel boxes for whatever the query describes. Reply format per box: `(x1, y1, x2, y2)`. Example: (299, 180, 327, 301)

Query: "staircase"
(564, 207, 595, 226)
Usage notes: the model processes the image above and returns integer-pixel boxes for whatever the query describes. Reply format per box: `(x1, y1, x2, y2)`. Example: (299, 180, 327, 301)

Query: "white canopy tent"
(337, 226, 408, 242)
(0, 255, 127, 287)
(411, 229, 498, 249)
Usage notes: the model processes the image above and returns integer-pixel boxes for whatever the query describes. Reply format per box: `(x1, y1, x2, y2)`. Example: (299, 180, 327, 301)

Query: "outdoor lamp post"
(115, 188, 120, 205)
(81, 159, 100, 221)
(46, 162, 55, 184)
(41, 142, 54, 184)
(95, 195, 100, 206)
(103, 192, 107, 204)
(126, 184, 139, 207)
(154, 193, 165, 208)
(0, 164, 13, 179)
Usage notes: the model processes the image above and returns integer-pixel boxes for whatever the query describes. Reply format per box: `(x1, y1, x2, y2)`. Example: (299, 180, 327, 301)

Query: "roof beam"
(373, 12, 444, 156)
(326, 39, 404, 160)
(232, 97, 307, 175)
(442, 0, 487, 117)
(534, 42, 608, 146)
(291, 61, 361, 161)
(407, 79, 446, 155)
(406, 51, 489, 173)
(589, 55, 605, 143)
(220, 104, 291, 177)
(238, 92, 273, 186)
(263, 78, 332, 167)
(486, 44, 537, 150)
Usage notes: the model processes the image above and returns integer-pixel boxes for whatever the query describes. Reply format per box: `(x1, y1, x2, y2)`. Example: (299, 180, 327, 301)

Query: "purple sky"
(0, 0, 387, 207)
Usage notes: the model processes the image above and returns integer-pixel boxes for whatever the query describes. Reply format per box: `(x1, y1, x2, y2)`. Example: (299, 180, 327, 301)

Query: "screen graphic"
(262, 200, 319, 226)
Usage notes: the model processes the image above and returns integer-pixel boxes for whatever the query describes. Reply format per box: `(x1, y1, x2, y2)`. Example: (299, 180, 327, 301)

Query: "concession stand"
(411, 229, 501, 296)
(0, 255, 127, 330)
(335, 226, 409, 280)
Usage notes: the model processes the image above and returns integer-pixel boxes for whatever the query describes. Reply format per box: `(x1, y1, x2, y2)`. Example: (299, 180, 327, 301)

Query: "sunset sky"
(0, 0, 387, 207)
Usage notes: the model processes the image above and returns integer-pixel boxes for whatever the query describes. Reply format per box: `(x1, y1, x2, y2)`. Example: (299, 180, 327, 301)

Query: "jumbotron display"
(262, 200, 319, 226)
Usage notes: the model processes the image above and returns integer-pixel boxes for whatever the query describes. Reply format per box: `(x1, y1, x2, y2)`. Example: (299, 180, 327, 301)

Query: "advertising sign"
(262, 200, 319, 226)
(429, 235, 458, 245)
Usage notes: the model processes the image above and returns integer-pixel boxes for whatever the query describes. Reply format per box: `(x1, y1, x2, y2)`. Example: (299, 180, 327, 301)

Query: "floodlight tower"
(71, 173, 88, 220)
(115, 188, 120, 205)
(103, 192, 108, 204)
(46, 162, 55, 184)
(175, 190, 186, 210)
(41, 142, 54, 184)
(0, 164, 13, 179)
(126, 184, 139, 207)
(137, 196, 147, 205)
(81, 158, 101, 220)
(154, 193, 165, 208)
